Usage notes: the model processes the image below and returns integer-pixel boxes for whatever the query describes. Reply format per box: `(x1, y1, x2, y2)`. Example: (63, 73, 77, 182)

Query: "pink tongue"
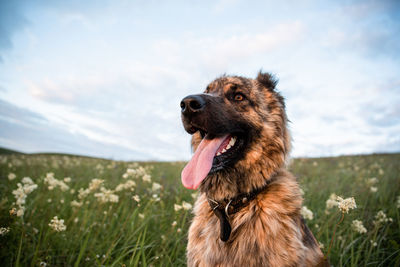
(181, 134, 228, 189)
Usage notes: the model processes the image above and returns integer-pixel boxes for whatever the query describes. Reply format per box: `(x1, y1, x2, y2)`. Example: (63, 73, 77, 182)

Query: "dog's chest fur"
(186, 171, 324, 267)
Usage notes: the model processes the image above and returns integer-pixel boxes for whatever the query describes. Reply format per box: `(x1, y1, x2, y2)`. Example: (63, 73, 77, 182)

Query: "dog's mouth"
(211, 134, 245, 172)
(181, 127, 246, 190)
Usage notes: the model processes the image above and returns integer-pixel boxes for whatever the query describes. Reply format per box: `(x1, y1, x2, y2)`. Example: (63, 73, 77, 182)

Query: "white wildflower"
(152, 194, 160, 201)
(44, 172, 69, 191)
(126, 168, 136, 176)
(142, 174, 151, 183)
(351, 220, 367, 234)
(171, 221, 177, 227)
(370, 240, 377, 247)
(49, 216, 67, 232)
(71, 200, 83, 208)
(132, 195, 140, 202)
(318, 242, 324, 249)
(16, 208, 24, 217)
(370, 186, 378, 193)
(174, 204, 182, 211)
(115, 180, 136, 192)
(337, 196, 356, 213)
(397, 196, 400, 209)
(373, 210, 392, 226)
(138, 213, 144, 219)
(152, 182, 162, 192)
(367, 177, 378, 186)
(95, 163, 104, 171)
(63, 177, 71, 183)
(0, 227, 10, 236)
(94, 187, 119, 203)
(325, 193, 338, 210)
(12, 177, 38, 217)
(88, 178, 104, 191)
(78, 188, 90, 199)
(182, 201, 193, 210)
(177, 228, 182, 233)
(125, 166, 148, 179)
(301, 206, 314, 220)
(8, 173, 16, 180)
(21, 176, 32, 183)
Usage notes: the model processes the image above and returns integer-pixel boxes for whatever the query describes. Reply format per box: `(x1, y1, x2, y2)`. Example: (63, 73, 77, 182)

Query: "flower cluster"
(174, 201, 193, 211)
(325, 193, 338, 214)
(336, 196, 357, 214)
(132, 195, 140, 203)
(12, 177, 38, 217)
(301, 206, 314, 220)
(78, 178, 104, 200)
(122, 166, 149, 180)
(0, 227, 10, 236)
(115, 180, 136, 192)
(367, 177, 378, 193)
(70, 200, 83, 208)
(44, 172, 69, 191)
(142, 174, 151, 183)
(152, 182, 162, 192)
(49, 216, 66, 232)
(88, 178, 104, 191)
(94, 187, 119, 203)
(351, 220, 367, 234)
(325, 194, 356, 214)
(8, 172, 16, 181)
(373, 210, 393, 226)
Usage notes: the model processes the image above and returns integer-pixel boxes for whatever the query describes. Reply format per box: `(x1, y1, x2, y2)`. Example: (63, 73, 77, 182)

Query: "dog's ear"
(257, 71, 285, 108)
(256, 71, 278, 91)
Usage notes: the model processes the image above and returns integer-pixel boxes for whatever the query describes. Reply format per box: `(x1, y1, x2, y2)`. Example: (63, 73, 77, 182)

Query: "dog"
(179, 72, 329, 266)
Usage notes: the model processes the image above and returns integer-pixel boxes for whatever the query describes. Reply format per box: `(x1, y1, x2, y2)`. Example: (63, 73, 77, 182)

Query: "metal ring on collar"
(225, 199, 233, 216)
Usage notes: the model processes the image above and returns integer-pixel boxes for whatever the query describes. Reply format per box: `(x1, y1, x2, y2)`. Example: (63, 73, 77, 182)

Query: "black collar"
(207, 177, 275, 242)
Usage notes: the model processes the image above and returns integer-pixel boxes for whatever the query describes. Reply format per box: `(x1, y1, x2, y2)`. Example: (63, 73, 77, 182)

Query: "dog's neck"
(200, 165, 279, 202)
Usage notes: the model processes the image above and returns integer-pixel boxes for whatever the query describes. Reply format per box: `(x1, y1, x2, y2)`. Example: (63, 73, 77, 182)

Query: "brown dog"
(180, 72, 328, 266)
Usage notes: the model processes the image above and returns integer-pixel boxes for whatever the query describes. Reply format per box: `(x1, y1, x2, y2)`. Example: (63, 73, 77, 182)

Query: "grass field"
(0, 150, 399, 266)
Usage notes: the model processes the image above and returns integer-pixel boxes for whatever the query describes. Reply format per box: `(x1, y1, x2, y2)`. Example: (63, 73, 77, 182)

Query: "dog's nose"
(180, 94, 206, 115)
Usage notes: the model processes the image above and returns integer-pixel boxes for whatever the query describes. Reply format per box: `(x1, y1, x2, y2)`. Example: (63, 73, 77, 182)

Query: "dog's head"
(180, 72, 290, 192)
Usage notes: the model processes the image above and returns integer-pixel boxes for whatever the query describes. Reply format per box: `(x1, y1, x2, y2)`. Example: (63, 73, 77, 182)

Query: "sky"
(0, 0, 399, 161)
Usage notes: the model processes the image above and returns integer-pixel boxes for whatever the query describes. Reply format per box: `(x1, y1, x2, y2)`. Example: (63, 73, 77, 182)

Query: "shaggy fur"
(180, 72, 329, 267)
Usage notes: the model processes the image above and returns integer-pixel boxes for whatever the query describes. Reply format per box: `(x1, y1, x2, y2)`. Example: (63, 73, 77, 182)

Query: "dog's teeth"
(216, 152, 221, 156)
(231, 137, 236, 144)
(222, 148, 227, 153)
(226, 144, 232, 150)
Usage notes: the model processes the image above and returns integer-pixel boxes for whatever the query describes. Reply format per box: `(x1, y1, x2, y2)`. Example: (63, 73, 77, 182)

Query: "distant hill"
(0, 146, 398, 161)
(0, 147, 23, 155)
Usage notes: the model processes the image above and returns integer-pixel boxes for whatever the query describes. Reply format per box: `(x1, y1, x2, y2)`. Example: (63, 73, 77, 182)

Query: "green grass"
(0, 152, 399, 266)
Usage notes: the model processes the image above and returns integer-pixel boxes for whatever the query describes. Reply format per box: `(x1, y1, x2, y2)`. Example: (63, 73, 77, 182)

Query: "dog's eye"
(234, 93, 245, 101)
